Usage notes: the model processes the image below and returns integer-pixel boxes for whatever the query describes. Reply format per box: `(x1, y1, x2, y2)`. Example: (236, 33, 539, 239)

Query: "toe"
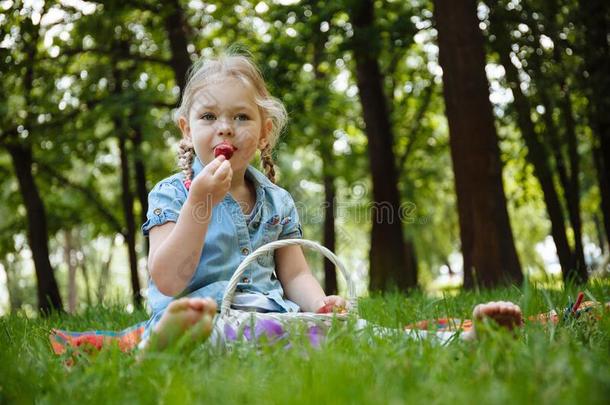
(476, 303, 492, 317)
(201, 313, 214, 335)
(500, 305, 512, 315)
(204, 298, 218, 315)
(168, 298, 190, 313)
(188, 298, 206, 311)
(473, 304, 484, 319)
(188, 313, 214, 341)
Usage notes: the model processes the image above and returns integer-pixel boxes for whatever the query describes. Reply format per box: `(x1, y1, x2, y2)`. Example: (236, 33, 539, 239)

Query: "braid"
(178, 138, 195, 189)
(260, 145, 276, 184)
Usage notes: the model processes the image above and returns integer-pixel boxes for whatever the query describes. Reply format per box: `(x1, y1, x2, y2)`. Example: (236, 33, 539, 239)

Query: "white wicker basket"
(219, 238, 357, 322)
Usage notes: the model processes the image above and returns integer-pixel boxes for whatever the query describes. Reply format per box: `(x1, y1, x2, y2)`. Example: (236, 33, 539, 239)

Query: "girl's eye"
(235, 113, 250, 121)
(201, 113, 216, 120)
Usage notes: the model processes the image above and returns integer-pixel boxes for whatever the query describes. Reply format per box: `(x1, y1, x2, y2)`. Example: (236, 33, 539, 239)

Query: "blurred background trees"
(0, 0, 608, 314)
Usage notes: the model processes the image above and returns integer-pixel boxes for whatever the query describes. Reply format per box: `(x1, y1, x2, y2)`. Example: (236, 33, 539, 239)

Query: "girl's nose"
(216, 119, 233, 137)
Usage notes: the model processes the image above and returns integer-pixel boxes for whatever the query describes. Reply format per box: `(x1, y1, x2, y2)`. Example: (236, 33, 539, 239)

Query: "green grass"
(1, 282, 610, 404)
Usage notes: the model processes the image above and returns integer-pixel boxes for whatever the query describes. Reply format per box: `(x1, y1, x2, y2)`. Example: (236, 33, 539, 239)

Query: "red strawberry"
(214, 143, 236, 160)
(316, 303, 335, 314)
(316, 303, 348, 314)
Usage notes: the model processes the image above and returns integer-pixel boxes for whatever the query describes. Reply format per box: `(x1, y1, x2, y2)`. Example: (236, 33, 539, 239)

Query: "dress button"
(241, 247, 250, 255)
(263, 291, 269, 296)
(153, 208, 162, 215)
(242, 277, 250, 283)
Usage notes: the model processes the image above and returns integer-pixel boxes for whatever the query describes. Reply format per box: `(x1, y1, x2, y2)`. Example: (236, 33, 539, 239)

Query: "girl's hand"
(316, 295, 348, 314)
(189, 155, 233, 207)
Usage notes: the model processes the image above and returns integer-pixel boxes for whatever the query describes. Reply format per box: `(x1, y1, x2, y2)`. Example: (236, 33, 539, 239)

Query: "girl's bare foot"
(145, 297, 217, 351)
(463, 301, 523, 340)
(473, 301, 523, 329)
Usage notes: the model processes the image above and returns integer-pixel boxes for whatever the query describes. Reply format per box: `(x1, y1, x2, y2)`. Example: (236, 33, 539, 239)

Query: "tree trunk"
(543, 2, 587, 277)
(534, 84, 587, 281)
(7, 144, 63, 313)
(80, 259, 92, 307)
(164, 0, 191, 96)
(2, 260, 12, 312)
(561, 93, 587, 277)
(444, 259, 454, 276)
(398, 84, 434, 172)
(311, 27, 339, 295)
(404, 240, 418, 280)
(350, 0, 414, 291)
(72, 230, 92, 307)
(2, 258, 23, 313)
(132, 122, 149, 255)
(530, 12, 587, 279)
(97, 239, 114, 304)
(64, 229, 78, 313)
(594, 214, 607, 255)
(111, 64, 143, 308)
(580, 0, 610, 247)
(434, 0, 522, 288)
(322, 165, 338, 295)
(593, 145, 610, 249)
(4, 13, 63, 314)
(118, 132, 143, 308)
(487, 3, 583, 283)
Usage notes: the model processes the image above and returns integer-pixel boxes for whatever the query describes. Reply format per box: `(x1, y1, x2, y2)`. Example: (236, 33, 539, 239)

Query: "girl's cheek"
(239, 132, 258, 149)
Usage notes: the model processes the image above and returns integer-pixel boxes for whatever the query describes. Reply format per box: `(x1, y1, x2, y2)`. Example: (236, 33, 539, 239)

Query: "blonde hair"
(175, 52, 287, 185)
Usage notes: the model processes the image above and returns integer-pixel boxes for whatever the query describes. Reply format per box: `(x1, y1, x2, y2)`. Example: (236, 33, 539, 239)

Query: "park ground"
(1, 282, 609, 404)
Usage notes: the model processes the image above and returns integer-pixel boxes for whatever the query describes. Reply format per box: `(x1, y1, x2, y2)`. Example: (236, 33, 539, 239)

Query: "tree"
(434, 0, 523, 288)
(349, 0, 414, 291)
(485, 1, 585, 283)
(1, 6, 64, 313)
(310, 5, 339, 294)
(532, 1, 587, 277)
(579, 0, 610, 248)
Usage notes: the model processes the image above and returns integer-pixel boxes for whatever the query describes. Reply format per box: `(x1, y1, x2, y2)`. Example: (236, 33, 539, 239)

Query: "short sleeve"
(141, 178, 187, 236)
(278, 192, 303, 239)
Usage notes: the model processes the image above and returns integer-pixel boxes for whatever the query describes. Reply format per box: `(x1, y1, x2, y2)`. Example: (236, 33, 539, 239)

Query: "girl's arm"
(276, 245, 345, 312)
(149, 156, 231, 296)
(148, 196, 212, 296)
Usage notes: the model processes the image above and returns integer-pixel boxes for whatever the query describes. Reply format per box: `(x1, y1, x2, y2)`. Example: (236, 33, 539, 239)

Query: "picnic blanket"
(50, 321, 146, 355)
(49, 316, 474, 356)
(49, 294, 602, 356)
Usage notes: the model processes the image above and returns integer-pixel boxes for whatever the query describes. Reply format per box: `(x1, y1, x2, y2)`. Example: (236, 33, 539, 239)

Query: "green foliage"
(0, 0, 608, 311)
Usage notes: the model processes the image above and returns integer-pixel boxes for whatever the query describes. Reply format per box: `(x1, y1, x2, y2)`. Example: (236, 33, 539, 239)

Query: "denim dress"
(140, 156, 303, 343)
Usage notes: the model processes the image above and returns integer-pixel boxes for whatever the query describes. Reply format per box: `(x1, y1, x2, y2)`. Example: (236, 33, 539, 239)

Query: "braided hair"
(260, 145, 276, 184)
(177, 137, 195, 188)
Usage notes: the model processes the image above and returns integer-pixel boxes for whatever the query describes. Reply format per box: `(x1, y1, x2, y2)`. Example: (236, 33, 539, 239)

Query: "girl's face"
(179, 76, 271, 173)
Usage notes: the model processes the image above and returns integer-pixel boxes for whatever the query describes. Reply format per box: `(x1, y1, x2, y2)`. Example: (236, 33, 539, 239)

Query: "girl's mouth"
(214, 142, 237, 160)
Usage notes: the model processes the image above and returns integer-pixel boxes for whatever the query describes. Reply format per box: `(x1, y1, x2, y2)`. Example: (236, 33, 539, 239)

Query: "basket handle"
(220, 238, 356, 315)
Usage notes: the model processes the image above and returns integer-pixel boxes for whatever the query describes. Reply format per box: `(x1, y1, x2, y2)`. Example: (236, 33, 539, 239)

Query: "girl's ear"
(178, 116, 191, 139)
(258, 118, 273, 150)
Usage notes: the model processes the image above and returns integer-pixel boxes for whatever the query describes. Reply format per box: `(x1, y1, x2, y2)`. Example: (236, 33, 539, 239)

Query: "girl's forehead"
(198, 74, 255, 96)
(191, 76, 258, 109)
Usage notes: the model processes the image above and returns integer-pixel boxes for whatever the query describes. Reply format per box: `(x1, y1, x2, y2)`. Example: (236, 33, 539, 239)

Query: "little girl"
(139, 53, 347, 350)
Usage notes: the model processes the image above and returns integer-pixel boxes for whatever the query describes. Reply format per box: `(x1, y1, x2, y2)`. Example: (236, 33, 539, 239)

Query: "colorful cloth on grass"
(50, 321, 146, 355)
(405, 318, 474, 333)
(49, 297, 604, 356)
(49, 315, 475, 356)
